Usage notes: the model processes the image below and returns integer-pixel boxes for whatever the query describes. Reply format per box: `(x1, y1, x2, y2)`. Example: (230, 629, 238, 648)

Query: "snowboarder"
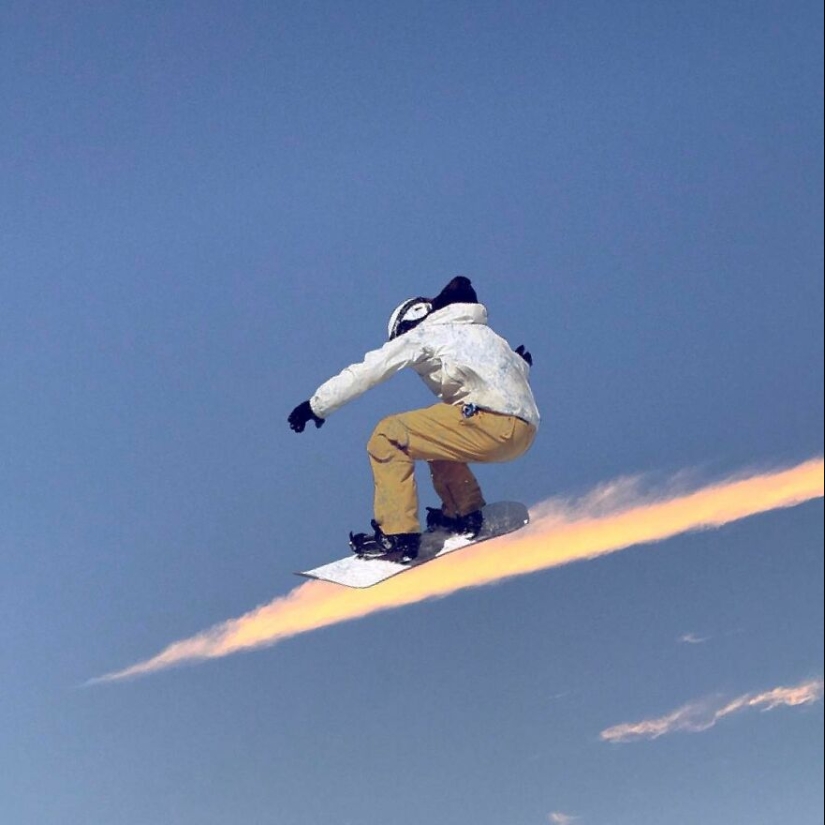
(288, 276, 540, 563)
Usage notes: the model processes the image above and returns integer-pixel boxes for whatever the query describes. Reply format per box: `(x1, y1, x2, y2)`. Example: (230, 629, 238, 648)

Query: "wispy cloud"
(678, 632, 709, 645)
(549, 812, 579, 825)
(600, 677, 824, 743)
(90, 457, 823, 684)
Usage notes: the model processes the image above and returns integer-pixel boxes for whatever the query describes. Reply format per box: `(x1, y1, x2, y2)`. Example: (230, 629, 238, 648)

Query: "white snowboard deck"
(297, 501, 529, 589)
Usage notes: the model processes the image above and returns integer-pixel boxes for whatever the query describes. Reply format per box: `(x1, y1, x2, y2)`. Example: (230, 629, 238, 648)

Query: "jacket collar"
(424, 302, 488, 327)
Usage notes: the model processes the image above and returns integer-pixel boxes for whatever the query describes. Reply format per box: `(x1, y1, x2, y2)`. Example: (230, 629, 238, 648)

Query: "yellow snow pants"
(366, 403, 536, 535)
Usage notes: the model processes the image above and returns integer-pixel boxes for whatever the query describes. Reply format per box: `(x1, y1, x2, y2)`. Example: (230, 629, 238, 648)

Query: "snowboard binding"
(425, 507, 484, 539)
(349, 520, 420, 564)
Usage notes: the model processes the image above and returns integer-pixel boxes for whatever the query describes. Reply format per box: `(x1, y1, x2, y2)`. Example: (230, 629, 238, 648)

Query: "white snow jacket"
(310, 303, 540, 428)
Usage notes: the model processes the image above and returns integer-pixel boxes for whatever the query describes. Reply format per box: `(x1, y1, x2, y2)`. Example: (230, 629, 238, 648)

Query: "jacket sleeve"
(310, 334, 428, 418)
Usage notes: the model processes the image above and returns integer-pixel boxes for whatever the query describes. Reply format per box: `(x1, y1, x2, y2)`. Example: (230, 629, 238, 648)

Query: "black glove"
(515, 345, 533, 367)
(288, 400, 325, 433)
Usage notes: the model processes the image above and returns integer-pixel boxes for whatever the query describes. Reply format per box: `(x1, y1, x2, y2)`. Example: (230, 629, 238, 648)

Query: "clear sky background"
(1, 2, 822, 824)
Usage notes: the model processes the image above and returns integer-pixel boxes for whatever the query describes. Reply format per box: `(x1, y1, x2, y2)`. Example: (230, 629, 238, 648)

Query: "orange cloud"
(91, 457, 823, 684)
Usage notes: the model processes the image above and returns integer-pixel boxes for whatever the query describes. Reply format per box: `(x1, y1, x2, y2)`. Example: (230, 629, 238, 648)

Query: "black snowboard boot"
(349, 520, 420, 563)
(425, 507, 484, 538)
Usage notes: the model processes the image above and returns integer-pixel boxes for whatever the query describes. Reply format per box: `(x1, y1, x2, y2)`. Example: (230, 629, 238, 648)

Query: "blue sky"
(1, 2, 822, 824)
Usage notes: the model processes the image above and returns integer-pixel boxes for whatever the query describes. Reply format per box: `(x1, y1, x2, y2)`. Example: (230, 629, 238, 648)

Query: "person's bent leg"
(428, 460, 485, 518)
(367, 415, 420, 535)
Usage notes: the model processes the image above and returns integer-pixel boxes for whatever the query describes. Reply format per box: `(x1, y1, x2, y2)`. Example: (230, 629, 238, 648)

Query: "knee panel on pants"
(367, 416, 410, 463)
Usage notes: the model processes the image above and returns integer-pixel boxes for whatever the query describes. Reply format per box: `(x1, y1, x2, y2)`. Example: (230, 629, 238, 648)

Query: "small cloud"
(679, 632, 709, 645)
(600, 677, 824, 744)
(549, 813, 579, 825)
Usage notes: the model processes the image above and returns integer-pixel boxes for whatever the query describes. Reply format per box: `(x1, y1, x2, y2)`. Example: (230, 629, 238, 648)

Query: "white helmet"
(387, 297, 432, 340)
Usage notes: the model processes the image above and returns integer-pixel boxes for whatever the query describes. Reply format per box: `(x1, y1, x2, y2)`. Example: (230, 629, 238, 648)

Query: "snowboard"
(297, 501, 529, 589)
